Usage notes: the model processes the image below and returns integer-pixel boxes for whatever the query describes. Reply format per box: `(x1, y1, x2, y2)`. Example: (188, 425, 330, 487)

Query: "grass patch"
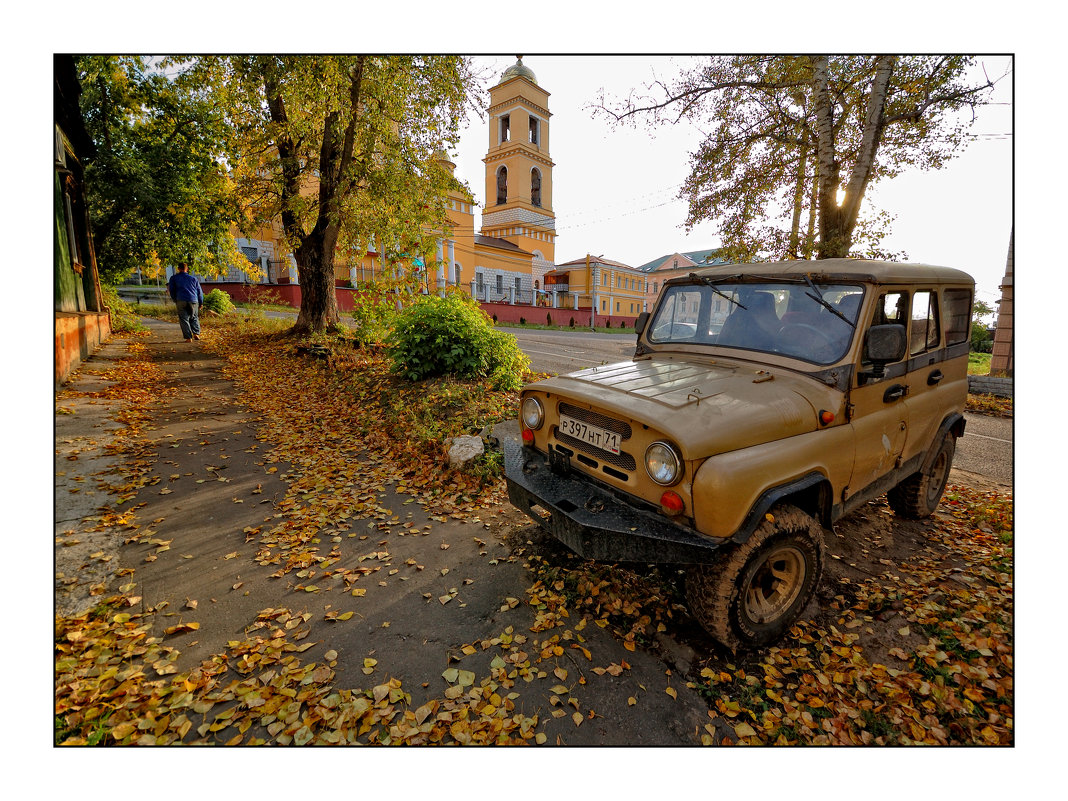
(967, 352, 991, 375)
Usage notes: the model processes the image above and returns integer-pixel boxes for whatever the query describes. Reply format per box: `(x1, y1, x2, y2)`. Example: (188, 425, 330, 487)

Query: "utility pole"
(588, 253, 596, 331)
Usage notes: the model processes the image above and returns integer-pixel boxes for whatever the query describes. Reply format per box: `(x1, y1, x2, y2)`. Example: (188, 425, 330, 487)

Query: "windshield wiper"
(689, 273, 747, 310)
(803, 274, 855, 328)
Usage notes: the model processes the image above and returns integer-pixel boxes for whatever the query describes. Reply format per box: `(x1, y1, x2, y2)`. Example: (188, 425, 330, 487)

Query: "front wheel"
(887, 434, 956, 519)
(686, 505, 824, 651)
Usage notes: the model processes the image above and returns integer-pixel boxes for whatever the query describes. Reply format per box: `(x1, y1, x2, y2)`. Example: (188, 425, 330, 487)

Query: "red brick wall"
(55, 311, 111, 386)
(481, 302, 637, 330)
(202, 284, 639, 329)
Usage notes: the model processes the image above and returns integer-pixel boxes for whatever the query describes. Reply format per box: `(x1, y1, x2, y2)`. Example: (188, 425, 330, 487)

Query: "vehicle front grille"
(558, 402, 633, 438)
(553, 402, 636, 471)
(553, 429, 637, 471)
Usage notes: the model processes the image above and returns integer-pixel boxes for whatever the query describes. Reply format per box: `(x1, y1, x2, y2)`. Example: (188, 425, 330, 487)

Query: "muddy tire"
(887, 434, 955, 519)
(685, 505, 824, 652)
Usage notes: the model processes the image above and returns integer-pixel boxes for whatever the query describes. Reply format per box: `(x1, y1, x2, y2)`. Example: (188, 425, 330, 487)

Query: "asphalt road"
(955, 412, 1013, 488)
(499, 326, 639, 375)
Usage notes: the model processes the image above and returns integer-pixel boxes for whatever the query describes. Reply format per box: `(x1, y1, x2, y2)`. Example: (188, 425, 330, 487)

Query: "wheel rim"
(926, 449, 950, 506)
(743, 545, 807, 625)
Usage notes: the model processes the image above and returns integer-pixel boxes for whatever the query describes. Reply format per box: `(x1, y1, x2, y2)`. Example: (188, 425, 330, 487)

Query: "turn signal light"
(819, 410, 835, 425)
(521, 427, 534, 444)
(660, 490, 684, 516)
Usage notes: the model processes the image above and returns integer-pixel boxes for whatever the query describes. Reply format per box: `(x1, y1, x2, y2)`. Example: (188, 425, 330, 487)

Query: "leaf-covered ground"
(54, 315, 1013, 746)
(965, 392, 1012, 418)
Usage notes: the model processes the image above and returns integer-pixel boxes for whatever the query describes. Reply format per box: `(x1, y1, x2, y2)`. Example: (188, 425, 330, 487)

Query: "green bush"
(202, 288, 235, 314)
(387, 293, 529, 390)
(970, 321, 992, 353)
(350, 282, 398, 346)
(99, 284, 147, 333)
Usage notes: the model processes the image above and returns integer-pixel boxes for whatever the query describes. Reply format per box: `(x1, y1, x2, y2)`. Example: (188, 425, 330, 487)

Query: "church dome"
(500, 57, 537, 85)
(433, 149, 456, 172)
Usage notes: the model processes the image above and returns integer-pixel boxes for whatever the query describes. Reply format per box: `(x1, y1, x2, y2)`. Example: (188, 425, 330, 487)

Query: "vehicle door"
(900, 287, 972, 463)
(846, 290, 910, 501)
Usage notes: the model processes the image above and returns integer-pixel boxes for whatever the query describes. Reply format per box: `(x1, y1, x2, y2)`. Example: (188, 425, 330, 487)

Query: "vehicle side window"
(942, 288, 972, 345)
(910, 290, 940, 355)
(650, 289, 701, 341)
(872, 291, 908, 327)
(863, 291, 908, 366)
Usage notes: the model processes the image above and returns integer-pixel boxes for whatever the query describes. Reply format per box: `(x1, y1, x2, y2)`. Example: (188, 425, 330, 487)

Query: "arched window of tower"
(496, 167, 508, 205)
(500, 114, 510, 143)
(531, 168, 542, 207)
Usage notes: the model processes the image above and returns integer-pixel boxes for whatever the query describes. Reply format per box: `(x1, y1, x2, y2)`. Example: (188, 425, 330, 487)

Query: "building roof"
(636, 248, 730, 273)
(475, 234, 530, 255)
(556, 255, 636, 271)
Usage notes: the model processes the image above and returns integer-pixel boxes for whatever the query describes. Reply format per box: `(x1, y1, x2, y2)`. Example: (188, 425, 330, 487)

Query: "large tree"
(189, 55, 477, 336)
(600, 55, 1003, 261)
(76, 56, 242, 284)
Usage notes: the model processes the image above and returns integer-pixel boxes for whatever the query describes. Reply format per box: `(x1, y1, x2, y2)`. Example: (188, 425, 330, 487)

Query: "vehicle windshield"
(647, 280, 865, 364)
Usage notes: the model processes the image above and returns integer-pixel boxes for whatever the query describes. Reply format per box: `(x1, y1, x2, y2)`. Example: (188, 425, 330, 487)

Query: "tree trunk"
(840, 56, 895, 238)
(814, 55, 895, 259)
(788, 132, 808, 259)
(803, 159, 818, 259)
(812, 56, 847, 259)
(291, 223, 342, 335)
(261, 60, 350, 336)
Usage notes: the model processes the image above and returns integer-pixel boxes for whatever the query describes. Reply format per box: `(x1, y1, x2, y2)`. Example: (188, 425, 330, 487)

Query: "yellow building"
(345, 57, 558, 304)
(207, 57, 563, 313)
(637, 249, 730, 311)
(547, 255, 649, 323)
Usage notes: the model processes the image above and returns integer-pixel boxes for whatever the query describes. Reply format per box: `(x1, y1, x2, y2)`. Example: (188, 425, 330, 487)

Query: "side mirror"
(634, 311, 650, 336)
(863, 324, 906, 378)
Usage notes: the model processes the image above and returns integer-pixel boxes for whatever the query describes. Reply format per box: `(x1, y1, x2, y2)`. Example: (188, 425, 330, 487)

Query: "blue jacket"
(168, 271, 204, 304)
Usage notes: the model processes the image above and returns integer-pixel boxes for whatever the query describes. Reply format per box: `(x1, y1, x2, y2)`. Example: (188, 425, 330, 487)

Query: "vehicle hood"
(531, 355, 841, 458)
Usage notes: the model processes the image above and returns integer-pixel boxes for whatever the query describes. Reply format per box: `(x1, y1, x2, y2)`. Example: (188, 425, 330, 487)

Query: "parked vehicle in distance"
(504, 259, 974, 650)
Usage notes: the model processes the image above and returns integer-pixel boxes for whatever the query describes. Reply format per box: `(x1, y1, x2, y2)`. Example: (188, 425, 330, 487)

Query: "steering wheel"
(778, 323, 837, 358)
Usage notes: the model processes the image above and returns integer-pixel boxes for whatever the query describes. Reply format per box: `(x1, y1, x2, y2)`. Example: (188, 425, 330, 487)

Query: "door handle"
(882, 383, 908, 403)
(927, 369, 944, 386)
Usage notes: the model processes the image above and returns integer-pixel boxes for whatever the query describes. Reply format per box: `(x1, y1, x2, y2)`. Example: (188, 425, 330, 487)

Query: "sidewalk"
(54, 318, 717, 745)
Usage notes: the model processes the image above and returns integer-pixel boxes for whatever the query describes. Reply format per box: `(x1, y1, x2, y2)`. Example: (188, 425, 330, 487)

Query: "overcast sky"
(451, 55, 1013, 308)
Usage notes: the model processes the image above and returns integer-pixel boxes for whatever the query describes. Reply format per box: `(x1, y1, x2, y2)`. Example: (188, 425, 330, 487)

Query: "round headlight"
(645, 442, 682, 486)
(521, 397, 544, 430)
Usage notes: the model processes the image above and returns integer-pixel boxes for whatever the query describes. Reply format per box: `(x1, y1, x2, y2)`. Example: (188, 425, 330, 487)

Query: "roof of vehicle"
(675, 258, 974, 286)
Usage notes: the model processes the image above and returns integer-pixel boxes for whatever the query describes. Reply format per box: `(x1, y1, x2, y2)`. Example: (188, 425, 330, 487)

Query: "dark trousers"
(176, 300, 201, 339)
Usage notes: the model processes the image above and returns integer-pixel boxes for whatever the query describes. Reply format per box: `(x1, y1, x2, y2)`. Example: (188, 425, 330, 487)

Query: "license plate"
(558, 414, 622, 455)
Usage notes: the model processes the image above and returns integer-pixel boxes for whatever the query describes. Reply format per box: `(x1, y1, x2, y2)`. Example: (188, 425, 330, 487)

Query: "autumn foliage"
(55, 316, 1012, 746)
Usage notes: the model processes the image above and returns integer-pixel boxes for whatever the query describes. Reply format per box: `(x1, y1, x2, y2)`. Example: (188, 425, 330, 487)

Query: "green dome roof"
(500, 57, 537, 85)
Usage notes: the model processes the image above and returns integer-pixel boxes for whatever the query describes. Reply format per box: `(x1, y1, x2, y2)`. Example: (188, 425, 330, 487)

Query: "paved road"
(499, 326, 638, 375)
(955, 412, 1013, 488)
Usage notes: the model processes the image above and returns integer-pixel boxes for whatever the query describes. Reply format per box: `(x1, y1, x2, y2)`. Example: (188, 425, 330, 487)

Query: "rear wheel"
(887, 434, 956, 519)
(686, 505, 824, 651)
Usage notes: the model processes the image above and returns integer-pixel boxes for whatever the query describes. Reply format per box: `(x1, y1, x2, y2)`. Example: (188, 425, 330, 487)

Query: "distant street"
(498, 326, 638, 375)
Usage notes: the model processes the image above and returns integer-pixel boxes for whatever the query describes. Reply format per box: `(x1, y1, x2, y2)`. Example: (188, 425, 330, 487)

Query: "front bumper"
(503, 437, 724, 565)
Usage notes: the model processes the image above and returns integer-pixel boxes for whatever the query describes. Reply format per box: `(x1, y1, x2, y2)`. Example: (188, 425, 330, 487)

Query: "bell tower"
(482, 57, 556, 265)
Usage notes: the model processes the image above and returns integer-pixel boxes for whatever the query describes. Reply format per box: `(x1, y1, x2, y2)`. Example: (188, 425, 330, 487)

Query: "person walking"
(167, 262, 204, 342)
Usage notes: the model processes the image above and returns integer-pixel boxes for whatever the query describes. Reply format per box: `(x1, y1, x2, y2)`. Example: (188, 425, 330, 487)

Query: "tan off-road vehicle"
(504, 259, 974, 650)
